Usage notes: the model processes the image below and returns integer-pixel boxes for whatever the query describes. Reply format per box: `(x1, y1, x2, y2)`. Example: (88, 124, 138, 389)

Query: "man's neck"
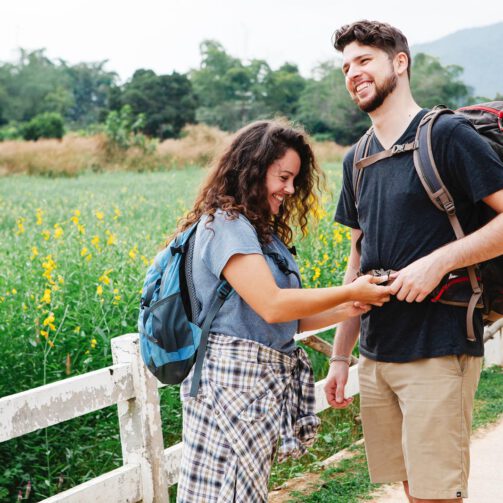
(369, 90, 421, 149)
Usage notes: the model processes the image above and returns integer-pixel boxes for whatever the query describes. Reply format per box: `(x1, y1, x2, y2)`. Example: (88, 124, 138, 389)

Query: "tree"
(21, 112, 64, 140)
(0, 49, 73, 122)
(296, 62, 370, 145)
(411, 53, 470, 109)
(191, 40, 260, 131)
(62, 61, 117, 126)
(118, 69, 197, 139)
(262, 63, 306, 117)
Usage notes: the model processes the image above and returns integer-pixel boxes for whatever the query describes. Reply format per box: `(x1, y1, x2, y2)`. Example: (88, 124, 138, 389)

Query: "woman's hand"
(337, 301, 371, 320)
(348, 275, 392, 306)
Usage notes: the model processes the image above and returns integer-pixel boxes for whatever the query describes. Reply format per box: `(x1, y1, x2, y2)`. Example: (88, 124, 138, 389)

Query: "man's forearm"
(332, 261, 360, 357)
(436, 213, 503, 273)
(332, 315, 360, 357)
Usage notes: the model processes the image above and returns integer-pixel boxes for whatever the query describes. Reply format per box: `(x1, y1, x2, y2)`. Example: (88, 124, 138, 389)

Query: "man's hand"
(389, 252, 448, 302)
(324, 361, 353, 409)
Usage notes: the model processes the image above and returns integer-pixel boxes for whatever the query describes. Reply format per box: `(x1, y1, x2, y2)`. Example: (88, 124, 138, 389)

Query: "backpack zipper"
(458, 105, 503, 118)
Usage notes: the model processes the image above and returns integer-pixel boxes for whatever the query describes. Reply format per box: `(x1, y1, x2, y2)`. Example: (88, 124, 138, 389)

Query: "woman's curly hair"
(172, 119, 324, 245)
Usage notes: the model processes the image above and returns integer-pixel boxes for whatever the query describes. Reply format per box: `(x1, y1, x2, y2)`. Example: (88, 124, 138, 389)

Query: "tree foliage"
(0, 42, 484, 146)
(411, 53, 471, 109)
(0, 49, 117, 127)
(116, 69, 197, 139)
(21, 112, 65, 140)
(191, 40, 306, 131)
(296, 62, 370, 145)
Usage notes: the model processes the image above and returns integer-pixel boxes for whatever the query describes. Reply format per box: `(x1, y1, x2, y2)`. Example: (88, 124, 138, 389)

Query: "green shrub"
(0, 123, 22, 141)
(21, 113, 65, 141)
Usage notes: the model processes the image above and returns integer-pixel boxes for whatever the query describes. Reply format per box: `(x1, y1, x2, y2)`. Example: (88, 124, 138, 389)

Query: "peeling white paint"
(0, 364, 134, 442)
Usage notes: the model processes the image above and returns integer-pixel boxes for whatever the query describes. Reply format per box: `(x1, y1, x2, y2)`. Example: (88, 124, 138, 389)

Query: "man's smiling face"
(342, 41, 398, 113)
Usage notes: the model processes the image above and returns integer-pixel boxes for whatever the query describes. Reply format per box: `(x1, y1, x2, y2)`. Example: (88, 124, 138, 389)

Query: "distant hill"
(411, 22, 503, 99)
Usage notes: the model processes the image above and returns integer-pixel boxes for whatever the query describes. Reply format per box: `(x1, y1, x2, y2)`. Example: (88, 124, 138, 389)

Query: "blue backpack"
(138, 221, 232, 397)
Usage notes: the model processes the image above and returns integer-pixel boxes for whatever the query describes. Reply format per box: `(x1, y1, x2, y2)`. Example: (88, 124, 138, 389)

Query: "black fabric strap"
(189, 281, 233, 397)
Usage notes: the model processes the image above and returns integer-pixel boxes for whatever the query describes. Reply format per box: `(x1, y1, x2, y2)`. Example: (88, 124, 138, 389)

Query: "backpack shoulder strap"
(352, 127, 374, 206)
(352, 127, 418, 206)
(413, 106, 482, 341)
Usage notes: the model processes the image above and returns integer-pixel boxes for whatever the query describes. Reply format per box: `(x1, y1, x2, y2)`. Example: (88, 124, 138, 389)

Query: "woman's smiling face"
(265, 148, 301, 215)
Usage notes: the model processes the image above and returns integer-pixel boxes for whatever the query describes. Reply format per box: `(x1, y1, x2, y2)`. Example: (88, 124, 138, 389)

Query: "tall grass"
(0, 125, 348, 177)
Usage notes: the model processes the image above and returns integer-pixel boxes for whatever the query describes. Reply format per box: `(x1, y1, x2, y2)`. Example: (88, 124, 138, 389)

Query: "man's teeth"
(356, 82, 371, 92)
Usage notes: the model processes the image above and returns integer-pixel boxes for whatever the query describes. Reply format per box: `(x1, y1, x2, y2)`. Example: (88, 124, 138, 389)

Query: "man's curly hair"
(333, 20, 411, 78)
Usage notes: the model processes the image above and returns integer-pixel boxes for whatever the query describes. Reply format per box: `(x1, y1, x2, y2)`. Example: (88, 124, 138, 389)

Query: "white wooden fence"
(1, 320, 503, 503)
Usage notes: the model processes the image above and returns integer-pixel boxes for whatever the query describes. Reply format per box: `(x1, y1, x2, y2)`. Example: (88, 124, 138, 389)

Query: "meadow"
(0, 163, 355, 501)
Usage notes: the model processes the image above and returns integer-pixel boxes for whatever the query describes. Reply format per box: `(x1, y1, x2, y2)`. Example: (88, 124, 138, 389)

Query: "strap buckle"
(391, 144, 405, 154)
(217, 281, 233, 299)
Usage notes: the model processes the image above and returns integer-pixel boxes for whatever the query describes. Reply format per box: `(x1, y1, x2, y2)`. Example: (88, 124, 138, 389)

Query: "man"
(323, 20, 503, 503)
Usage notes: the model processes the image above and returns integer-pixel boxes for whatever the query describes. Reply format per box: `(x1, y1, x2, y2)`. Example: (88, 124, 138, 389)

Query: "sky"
(1, 0, 503, 82)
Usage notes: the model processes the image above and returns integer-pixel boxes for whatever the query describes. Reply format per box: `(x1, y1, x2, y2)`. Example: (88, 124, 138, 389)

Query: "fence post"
(111, 333, 168, 502)
(484, 321, 503, 367)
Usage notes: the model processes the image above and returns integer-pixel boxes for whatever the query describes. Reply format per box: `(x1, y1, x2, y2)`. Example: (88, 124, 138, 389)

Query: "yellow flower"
(96, 284, 103, 296)
(312, 267, 321, 281)
(113, 207, 121, 219)
(77, 224, 86, 234)
(106, 232, 117, 246)
(11, 288, 17, 295)
(40, 330, 49, 339)
(47, 340, 54, 348)
(91, 236, 100, 250)
(85, 253, 92, 262)
(42, 255, 56, 282)
(128, 245, 138, 260)
(90, 338, 97, 349)
(42, 229, 51, 241)
(53, 224, 64, 239)
(43, 312, 56, 331)
(113, 288, 121, 304)
(73, 326, 81, 334)
(80, 247, 89, 257)
(70, 215, 79, 225)
(16, 217, 26, 235)
(41, 289, 51, 304)
(58, 275, 65, 284)
(140, 255, 150, 267)
(99, 269, 113, 285)
(31, 246, 39, 260)
(95, 210, 104, 221)
(36, 208, 43, 225)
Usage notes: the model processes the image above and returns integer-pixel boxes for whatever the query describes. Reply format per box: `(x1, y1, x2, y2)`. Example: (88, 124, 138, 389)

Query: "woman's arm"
(298, 301, 370, 333)
(222, 252, 390, 324)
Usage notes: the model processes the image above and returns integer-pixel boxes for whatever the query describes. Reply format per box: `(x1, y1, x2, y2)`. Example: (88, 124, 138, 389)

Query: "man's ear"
(394, 52, 409, 76)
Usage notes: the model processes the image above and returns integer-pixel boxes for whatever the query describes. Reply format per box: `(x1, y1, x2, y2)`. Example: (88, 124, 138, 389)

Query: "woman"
(175, 120, 391, 502)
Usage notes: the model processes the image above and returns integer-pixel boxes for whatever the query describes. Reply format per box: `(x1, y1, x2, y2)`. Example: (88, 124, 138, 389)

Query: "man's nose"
(346, 64, 361, 81)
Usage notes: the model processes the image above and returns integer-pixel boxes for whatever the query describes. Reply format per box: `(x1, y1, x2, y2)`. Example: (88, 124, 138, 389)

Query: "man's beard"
(353, 72, 398, 113)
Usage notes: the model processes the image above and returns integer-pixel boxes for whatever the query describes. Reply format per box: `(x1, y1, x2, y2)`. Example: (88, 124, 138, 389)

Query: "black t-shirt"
(335, 109, 503, 362)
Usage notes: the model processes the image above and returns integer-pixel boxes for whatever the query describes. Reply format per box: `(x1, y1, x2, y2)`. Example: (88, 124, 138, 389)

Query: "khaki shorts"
(358, 354, 482, 500)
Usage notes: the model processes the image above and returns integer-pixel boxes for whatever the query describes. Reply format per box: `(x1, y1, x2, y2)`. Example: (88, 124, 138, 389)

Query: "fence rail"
(1, 320, 502, 502)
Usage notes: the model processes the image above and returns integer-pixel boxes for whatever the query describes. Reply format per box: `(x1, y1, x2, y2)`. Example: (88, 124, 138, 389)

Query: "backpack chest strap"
(354, 140, 418, 170)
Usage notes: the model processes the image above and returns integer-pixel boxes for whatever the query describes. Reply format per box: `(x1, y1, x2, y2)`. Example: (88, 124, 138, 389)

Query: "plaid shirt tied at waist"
(178, 334, 320, 502)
